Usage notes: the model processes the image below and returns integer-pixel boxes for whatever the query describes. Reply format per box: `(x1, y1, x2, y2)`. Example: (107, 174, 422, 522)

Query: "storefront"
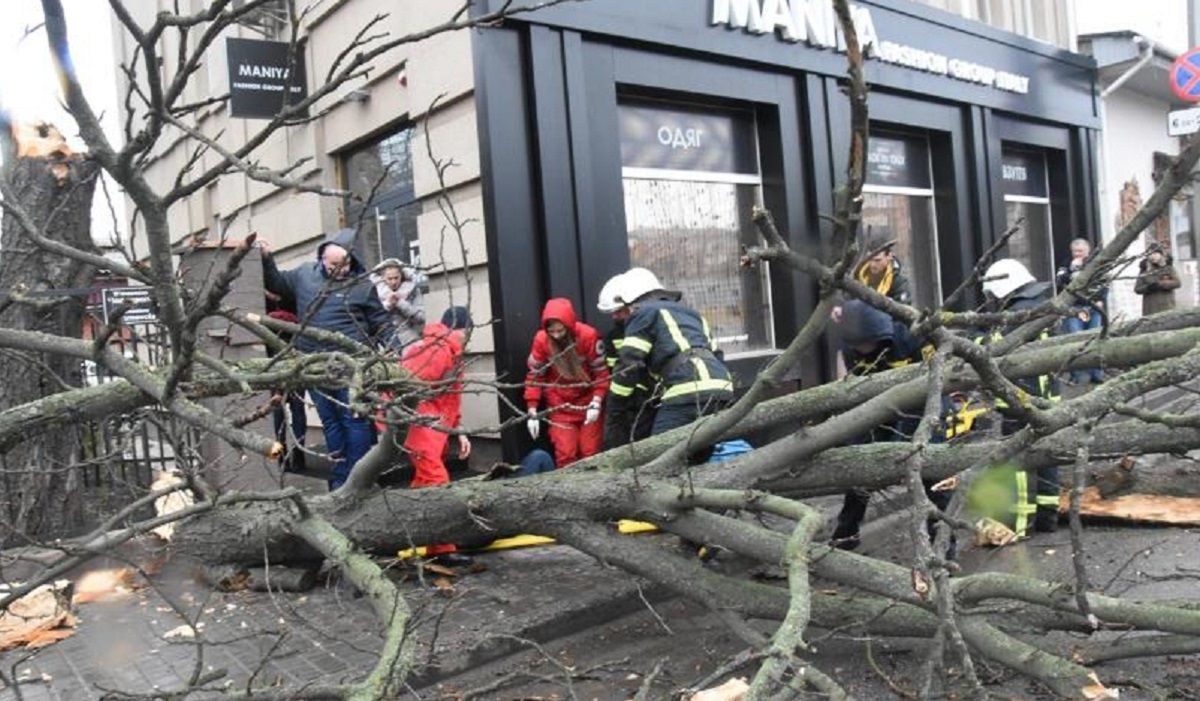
(470, 0, 1099, 458)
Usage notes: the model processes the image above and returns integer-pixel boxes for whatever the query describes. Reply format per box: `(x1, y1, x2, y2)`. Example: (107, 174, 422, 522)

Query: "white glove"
(584, 398, 602, 426)
(526, 409, 540, 440)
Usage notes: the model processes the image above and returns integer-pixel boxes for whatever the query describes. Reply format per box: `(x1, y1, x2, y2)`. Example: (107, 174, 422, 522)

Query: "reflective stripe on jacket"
(610, 300, 733, 407)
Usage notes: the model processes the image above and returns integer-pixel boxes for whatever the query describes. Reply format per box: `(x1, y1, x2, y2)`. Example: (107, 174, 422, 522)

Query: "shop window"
(999, 147, 1054, 283)
(341, 127, 419, 270)
(618, 101, 774, 357)
(233, 0, 291, 40)
(861, 133, 941, 309)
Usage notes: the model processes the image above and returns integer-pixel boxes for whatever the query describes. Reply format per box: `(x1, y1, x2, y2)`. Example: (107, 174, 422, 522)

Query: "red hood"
(420, 322, 464, 348)
(541, 297, 578, 330)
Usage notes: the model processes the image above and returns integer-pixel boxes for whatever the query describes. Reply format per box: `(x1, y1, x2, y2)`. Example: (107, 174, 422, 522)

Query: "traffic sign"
(102, 286, 158, 325)
(1171, 48, 1200, 103)
(1169, 107, 1200, 135)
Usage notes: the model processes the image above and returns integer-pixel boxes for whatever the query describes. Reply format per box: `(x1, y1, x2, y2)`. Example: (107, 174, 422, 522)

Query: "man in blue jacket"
(262, 228, 392, 489)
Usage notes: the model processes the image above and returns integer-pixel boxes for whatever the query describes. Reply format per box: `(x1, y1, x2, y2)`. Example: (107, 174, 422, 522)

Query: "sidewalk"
(0, 539, 663, 701)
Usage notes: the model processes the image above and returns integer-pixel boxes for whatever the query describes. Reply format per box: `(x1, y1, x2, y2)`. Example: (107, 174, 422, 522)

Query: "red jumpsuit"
(401, 322, 464, 556)
(524, 298, 610, 467)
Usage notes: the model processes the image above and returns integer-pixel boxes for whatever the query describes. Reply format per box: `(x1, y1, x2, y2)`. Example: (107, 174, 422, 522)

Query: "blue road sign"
(1171, 48, 1200, 103)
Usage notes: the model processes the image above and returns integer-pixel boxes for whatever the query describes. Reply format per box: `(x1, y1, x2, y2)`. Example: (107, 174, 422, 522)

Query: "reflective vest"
(967, 463, 1060, 539)
(610, 300, 734, 406)
(976, 330, 1062, 409)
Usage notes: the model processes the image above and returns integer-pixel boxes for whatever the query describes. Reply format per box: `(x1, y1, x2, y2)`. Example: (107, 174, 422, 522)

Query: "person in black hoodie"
(829, 300, 954, 554)
(980, 258, 1061, 533)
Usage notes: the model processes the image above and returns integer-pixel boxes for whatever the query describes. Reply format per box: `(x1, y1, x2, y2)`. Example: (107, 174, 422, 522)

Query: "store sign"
(1000, 150, 1047, 198)
(618, 104, 758, 174)
(865, 136, 931, 190)
(710, 0, 1031, 94)
(226, 38, 308, 119)
(102, 286, 158, 325)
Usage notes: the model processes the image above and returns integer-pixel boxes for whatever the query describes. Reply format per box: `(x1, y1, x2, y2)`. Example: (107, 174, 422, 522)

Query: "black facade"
(471, 0, 1099, 460)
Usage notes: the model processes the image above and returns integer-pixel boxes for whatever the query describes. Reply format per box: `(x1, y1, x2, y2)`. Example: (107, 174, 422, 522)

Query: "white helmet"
(597, 272, 627, 313)
(982, 258, 1035, 300)
(613, 267, 666, 306)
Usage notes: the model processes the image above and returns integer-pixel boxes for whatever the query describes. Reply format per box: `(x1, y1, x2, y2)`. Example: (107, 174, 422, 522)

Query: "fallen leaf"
(911, 569, 931, 598)
(1081, 671, 1119, 699)
(931, 475, 959, 492)
(0, 581, 76, 651)
(689, 677, 749, 701)
(73, 568, 137, 604)
(972, 518, 1017, 547)
(422, 563, 458, 577)
(162, 624, 196, 639)
(431, 577, 455, 591)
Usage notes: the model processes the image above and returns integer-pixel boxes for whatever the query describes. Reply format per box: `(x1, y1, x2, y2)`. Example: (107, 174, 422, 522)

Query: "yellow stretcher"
(396, 519, 659, 560)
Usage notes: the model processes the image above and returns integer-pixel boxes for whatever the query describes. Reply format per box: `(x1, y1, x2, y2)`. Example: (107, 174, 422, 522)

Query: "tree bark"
(0, 122, 100, 544)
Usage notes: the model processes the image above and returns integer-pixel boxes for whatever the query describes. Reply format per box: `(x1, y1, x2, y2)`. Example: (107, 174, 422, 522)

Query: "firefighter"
(597, 272, 656, 449)
(524, 298, 610, 467)
(829, 300, 955, 553)
(607, 269, 734, 448)
(980, 258, 1061, 534)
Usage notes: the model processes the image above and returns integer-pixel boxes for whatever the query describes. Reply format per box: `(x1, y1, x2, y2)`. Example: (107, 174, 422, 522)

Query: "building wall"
(1099, 92, 1190, 319)
(110, 1, 502, 435)
(910, 0, 1075, 49)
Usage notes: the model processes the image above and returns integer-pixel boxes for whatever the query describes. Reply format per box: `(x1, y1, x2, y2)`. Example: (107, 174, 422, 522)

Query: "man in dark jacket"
(607, 269, 734, 449)
(1135, 243, 1182, 316)
(830, 231, 912, 323)
(829, 300, 953, 552)
(262, 228, 392, 489)
(1055, 238, 1107, 384)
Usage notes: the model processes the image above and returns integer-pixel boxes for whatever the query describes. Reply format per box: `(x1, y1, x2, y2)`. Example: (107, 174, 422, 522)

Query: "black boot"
(1033, 508, 1058, 533)
(830, 521, 861, 551)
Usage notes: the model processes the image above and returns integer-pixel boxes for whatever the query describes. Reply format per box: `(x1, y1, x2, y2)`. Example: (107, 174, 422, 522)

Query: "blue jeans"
(309, 387, 375, 490)
(1061, 309, 1104, 383)
(517, 448, 557, 477)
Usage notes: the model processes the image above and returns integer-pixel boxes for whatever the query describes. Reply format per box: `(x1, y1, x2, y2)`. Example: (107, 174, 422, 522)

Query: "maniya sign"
(710, 0, 1031, 94)
(226, 38, 309, 119)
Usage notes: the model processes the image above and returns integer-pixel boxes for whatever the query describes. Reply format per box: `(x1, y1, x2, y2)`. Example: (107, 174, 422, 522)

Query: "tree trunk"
(0, 122, 100, 544)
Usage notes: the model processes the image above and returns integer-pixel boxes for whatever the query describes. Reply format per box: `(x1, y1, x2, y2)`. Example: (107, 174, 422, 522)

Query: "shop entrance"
(618, 100, 774, 356)
(1000, 148, 1054, 283)
(861, 132, 941, 309)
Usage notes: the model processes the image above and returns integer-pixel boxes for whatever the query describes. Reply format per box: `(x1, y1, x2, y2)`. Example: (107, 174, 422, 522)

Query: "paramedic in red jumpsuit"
(402, 306, 473, 563)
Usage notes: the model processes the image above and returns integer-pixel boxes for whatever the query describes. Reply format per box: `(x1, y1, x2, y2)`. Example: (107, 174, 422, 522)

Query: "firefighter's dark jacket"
(609, 297, 734, 408)
(838, 300, 924, 375)
(987, 280, 1061, 404)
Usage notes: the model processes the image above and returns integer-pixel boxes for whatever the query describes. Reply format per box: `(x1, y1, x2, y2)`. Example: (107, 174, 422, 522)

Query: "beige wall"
(909, 0, 1075, 49)
(1100, 92, 1191, 320)
(111, 0, 500, 432)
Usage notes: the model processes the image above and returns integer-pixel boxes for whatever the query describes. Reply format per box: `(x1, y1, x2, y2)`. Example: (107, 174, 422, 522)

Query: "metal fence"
(77, 321, 200, 504)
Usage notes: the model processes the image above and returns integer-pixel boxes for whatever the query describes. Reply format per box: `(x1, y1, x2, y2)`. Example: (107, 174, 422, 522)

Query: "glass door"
(861, 132, 941, 309)
(618, 100, 774, 357)
(1000, 148, 1054, 283)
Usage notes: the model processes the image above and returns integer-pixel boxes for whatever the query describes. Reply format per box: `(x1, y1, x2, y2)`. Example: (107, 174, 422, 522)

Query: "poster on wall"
(226, 38, 308, 119)
(1000, 149, 1048, 198)
(865, 135, 931, 190)
(618, 103, 758, 175)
